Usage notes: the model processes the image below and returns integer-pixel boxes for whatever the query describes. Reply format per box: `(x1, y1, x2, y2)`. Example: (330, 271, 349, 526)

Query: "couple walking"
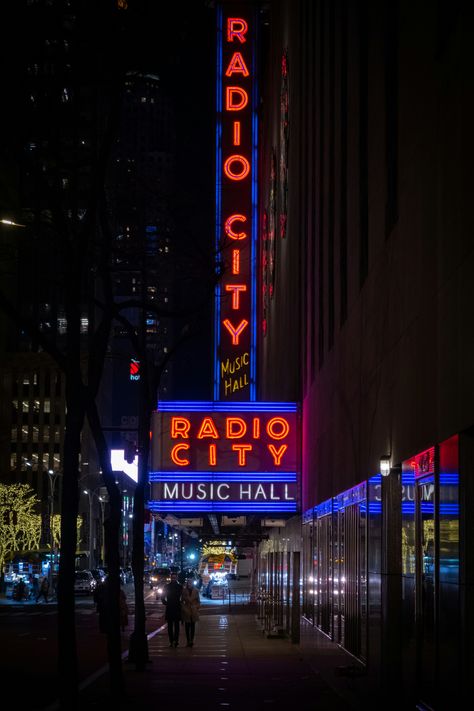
(162, 573, 200, 648)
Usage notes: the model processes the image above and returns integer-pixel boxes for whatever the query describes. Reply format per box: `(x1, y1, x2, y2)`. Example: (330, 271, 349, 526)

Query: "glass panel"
(359, 502, 367, 661)
(418, 475, 436, 701)
(318, 515, 331, 634)
(401, 462, 416, 690)
(302, 520, 314, 621)
(438, 435, 460, 702)
(337, 509, 345, 646)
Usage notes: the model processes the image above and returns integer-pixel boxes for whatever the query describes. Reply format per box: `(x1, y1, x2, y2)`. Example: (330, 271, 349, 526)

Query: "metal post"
(47, 470, 59, 586)
(291, 551, 300, 644)
(99, 498, 105, 566)
(83, 489, 94, 569)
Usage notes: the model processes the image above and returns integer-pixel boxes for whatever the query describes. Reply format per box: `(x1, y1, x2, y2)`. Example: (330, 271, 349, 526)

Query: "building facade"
(256, 1, 474, 708)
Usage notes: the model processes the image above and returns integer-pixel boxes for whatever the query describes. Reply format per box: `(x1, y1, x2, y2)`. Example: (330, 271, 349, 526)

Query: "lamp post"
(98, 496, 106, 566)
(83, 488, 107, 568)
(46, 469, 60, 584)
(83, 489, 94, 567)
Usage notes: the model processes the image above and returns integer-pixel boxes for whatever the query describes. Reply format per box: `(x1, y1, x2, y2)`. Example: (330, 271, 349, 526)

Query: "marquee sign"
(149, 402, 299, 513)
(214, 5, 257, 401)
(146, 5, 301, 518)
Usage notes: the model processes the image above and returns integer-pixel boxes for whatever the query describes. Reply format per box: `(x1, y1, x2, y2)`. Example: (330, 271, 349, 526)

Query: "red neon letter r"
(227, 18, 248, 44)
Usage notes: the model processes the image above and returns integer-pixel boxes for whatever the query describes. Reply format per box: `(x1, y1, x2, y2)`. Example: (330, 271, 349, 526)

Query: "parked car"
(74, 570, 97, 595)
(123, 566, 133, 583)
(178, 568, 201, 587)
(90, 568, 107, 584)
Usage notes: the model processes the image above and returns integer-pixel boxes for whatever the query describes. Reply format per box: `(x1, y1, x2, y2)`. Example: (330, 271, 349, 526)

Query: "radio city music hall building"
(254, 1, 473, 709)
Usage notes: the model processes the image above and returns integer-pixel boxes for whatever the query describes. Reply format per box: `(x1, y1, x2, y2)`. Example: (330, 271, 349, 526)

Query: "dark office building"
(0, 0, 125, 557)
(256, 1, 473, 708)
(101, 70, 177, 449)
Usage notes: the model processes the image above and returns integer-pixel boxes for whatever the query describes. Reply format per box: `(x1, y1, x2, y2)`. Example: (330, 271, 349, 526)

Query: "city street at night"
(0, 1, 473, 709)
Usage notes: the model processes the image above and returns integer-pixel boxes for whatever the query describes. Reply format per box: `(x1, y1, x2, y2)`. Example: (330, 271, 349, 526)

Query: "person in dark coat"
(161, 572, 182, 647)
(94, 579, 109, 633)
(36, 576, 49, 603)
(181, 577, 201, 647)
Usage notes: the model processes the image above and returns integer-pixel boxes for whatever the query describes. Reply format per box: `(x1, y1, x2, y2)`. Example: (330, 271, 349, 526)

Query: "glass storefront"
(303, 483, 368, 662)
(401, 436, 460, 708)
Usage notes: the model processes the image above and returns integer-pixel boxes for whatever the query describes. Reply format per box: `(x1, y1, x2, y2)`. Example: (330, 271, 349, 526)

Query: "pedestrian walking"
(161, 572, 182, 647)
(36, 576, 49, 603)
(94, 579, 109, 633)
(181, 577, 200, 647)
(30, 574, 39, 599)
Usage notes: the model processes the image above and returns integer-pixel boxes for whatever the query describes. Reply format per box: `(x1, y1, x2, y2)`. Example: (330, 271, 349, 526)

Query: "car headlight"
(150, 577, 157, 583)
(157, 587, 163, 594)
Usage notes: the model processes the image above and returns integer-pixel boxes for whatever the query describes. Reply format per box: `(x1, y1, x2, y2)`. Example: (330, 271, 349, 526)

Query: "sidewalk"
(77, 610, 353, 710)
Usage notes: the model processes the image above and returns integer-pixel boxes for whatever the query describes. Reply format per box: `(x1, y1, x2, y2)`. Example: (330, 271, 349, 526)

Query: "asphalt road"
(0, 586, 164, 710)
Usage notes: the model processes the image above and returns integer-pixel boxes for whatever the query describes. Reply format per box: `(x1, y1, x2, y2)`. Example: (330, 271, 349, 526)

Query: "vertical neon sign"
(215, 5, 257, 401)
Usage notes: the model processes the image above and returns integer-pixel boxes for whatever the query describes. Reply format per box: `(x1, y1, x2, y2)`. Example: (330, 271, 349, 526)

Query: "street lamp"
(83, 487, 107, 568)
(83, 490, 94, 567)
(83, 488, 106, 568)
(46, 469, 60, 585)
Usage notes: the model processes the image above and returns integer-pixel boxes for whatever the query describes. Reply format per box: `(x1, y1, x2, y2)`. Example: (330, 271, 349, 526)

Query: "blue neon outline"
(149, 472, 297, 482)
(148, 501, 297, 512)
(250, 6, 258, 400)
(214, 4, 223, 400)
(156, 400, 297, 412)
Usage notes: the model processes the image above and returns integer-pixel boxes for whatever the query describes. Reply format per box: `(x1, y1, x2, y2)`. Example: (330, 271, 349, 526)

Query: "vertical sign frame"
(215, 5, 258, 402)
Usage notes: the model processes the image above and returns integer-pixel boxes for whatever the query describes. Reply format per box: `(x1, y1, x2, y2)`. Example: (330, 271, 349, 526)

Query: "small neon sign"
(130, 359, 140, 381)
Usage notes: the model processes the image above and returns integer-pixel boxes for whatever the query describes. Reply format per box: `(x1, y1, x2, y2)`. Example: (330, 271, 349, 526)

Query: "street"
(0, 586, 164, 710)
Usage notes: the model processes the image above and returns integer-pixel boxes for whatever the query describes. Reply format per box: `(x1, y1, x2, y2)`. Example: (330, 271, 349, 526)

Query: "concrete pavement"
(77, 610, 353, 710)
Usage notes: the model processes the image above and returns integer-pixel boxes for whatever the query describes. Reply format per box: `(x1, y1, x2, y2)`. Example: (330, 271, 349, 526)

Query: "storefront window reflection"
(439, 435, 459, 585)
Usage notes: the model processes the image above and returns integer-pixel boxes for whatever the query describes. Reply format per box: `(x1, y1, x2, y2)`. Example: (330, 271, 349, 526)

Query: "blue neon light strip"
(439, 473, 459, 483)
(250, 6, 258, 401)
(314, 498, 332, 518)
(214, 4, 223, 400)
(149, 472, 297, 482)
(157, 401, 297, 412)
(148, 501, 297, 512)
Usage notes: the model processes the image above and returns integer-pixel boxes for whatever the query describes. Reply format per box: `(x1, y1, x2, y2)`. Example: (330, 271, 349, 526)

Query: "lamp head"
(380, 455, 391, 477)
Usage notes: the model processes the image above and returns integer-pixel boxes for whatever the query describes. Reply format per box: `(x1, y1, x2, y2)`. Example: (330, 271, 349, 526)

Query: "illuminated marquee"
(146, 6, 301, 518)
(149, 402, 299, 513)
(215, 6, 257, 401)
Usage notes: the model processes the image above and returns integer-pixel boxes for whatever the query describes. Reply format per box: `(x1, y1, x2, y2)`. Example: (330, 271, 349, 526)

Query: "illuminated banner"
(214, 6, 257, 401)
(146, 5, 301, 518)
(149, 402, 299, 513)
(130, 358, 140, 381)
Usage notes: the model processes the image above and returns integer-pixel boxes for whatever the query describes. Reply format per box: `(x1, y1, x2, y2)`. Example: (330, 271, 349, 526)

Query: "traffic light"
(124, 441, 137, 464)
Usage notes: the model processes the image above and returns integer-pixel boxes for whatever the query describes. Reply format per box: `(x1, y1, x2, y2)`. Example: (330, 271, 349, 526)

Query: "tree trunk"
(86, 401, 125, 697)
(57, 393, 84, 709)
